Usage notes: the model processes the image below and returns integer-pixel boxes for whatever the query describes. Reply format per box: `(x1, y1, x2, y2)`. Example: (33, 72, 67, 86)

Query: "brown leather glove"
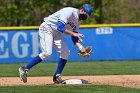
(78, 46, 92, 58)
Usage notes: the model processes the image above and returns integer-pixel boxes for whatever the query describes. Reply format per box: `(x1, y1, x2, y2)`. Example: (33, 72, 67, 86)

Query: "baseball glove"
(78, 46, 92, 58)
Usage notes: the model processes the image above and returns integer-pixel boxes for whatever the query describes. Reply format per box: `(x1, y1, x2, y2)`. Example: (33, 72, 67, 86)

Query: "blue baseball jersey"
(44, 7, 80, 33)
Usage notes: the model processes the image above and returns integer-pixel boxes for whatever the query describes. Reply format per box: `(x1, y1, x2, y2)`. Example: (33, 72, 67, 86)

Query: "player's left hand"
(78, 46, 92, 58)
(73, 33, 84, 38)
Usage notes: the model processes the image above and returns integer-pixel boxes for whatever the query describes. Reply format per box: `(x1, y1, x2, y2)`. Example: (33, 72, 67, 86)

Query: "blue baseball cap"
(82, 4, 93, 17)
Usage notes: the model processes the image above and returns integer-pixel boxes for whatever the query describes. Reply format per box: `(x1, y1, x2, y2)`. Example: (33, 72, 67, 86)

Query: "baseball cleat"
(53, 74, 64, 84)
(19, 67, 28, 83)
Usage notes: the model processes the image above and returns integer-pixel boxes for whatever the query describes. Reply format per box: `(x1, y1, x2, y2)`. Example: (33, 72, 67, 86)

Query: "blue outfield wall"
(0, 25, 140, 63)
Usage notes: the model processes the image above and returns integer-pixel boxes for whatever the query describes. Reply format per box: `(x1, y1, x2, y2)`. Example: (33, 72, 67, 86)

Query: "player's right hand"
(72, 33, 84, 38)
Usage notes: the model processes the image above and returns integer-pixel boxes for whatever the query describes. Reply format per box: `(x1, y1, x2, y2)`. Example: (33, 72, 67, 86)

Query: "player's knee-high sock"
(55, 58, 67, 75)
(24, 55, 42, 70)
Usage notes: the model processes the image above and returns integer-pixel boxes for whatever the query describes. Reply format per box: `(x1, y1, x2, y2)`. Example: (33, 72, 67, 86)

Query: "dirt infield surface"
(0, 75, 140, 89)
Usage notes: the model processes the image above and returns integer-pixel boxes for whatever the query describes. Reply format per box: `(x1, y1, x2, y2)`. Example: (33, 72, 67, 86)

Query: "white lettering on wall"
(30, 32, 39, 57)
(96, 27, 113, 35)
(0, 33, 9, 58)
(12, 32, 29, 58)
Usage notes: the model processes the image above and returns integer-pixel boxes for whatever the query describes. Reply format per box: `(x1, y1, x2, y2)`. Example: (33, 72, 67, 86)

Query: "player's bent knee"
(39, 52, 52, 60)
(61, 50, 70, 60)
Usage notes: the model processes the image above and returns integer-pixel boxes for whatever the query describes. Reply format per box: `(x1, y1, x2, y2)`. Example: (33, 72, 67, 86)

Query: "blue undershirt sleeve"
(71, 36, 79, 45)
(57, 21, 66, 33)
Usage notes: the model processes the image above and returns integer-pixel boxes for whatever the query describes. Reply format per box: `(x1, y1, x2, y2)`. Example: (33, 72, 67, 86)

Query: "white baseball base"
(63, 79, 88, 84)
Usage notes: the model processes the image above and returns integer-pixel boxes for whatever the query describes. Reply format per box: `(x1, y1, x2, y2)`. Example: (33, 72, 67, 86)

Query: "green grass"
(0, 61, 140, 93)
(0, 85, 140, 93)
(0, 61, 140, 77)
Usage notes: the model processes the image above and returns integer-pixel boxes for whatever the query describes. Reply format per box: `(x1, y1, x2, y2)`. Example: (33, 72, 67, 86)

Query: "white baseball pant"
(38, 22, 70, 60)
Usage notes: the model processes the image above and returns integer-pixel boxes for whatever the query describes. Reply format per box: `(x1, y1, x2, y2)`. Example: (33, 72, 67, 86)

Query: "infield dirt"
(0, 75, 140, 89)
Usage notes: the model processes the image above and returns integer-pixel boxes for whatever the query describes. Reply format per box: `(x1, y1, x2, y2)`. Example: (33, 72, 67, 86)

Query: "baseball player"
(19, 4, 93, 84)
